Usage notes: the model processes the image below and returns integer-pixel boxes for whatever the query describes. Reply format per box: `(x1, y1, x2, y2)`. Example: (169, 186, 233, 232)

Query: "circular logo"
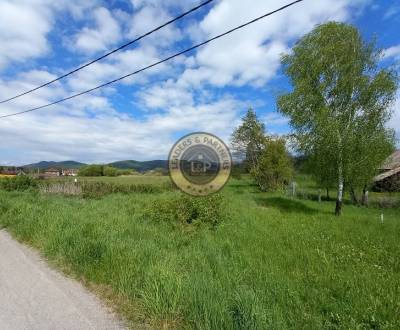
(168, 132, 232, 196)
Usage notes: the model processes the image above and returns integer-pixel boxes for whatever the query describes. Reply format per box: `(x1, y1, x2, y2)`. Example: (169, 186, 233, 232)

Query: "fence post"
(318, 189, 322, 203)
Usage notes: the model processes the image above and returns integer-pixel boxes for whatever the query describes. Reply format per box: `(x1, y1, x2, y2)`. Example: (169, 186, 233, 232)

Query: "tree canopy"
(231, 108, 266, 171)
(278, 22, 397, 215)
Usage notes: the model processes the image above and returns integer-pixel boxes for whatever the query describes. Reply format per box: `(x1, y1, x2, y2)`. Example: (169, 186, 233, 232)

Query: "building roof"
(380, 150, 400, 170)
(374, 166, 400, 182)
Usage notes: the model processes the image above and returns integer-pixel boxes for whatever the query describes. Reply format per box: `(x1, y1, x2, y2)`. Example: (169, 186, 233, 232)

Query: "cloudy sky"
(0, 0, 399, 165)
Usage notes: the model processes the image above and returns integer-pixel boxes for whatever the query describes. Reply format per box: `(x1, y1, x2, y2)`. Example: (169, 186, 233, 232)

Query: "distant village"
(0, 167, 78, 178)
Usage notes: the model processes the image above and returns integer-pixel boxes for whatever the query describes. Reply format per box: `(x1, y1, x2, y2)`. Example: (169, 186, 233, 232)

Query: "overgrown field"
(0, 176, 399, 329)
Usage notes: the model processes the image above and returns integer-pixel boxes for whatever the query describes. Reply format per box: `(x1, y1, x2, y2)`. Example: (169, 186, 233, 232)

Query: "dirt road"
(0, 229, 125, 330)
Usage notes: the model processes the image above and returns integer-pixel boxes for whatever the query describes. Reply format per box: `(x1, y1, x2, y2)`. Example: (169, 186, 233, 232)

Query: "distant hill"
(108, 160, 167, 172)
(23, 161, 86, 169)
(21, 160, 168, 172)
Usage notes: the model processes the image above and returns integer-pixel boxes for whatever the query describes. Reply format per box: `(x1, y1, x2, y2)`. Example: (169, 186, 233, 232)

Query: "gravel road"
(0, 229, 126, 330)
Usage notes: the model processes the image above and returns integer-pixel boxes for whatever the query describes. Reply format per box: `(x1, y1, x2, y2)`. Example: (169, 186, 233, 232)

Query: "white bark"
(337, 178, 343, 203)
(335, 132, 344, 215)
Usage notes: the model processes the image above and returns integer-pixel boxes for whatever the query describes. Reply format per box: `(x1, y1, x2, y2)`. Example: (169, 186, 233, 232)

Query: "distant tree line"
(78, 165, 135, 177)
(78, 165, 168, 177)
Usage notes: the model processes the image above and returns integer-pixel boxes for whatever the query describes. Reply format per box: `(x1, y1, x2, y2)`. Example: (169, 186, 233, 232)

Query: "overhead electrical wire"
(0, 0, 214, 104)
(0, 0, 304, 119)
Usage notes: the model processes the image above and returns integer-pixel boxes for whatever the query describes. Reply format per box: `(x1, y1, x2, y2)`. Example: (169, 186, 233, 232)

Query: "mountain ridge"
(20, 160, 168, 172)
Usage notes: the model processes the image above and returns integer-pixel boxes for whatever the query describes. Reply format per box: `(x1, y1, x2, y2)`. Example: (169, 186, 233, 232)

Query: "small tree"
(278, 22, 397, 215)
(231, 108, 265, 171)
(346, 129, 394, 205)
(103, 166, 118, 177)
(78, 165, 103, 176)
(251, 138, 293, 191)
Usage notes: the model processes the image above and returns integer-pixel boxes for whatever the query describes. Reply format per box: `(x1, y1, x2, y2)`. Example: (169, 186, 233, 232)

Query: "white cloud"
(389, 91, 400, 146)
(74, 7, 121, 54)
(0, 0, 100, 70)
(128, 5, 182, 47)
(383, 45, 400, 60)
(137, 80, 194, 109)
(0, 1, 53, 69)
(0, 0, 374, 164)
(179, 0, 369, 88)
(384, 4, 400, 20)
(262, 112, 290, 135)
(0, 89, 240, 164)
(0, 64, 241, 165)
(129, 0, 197, 11)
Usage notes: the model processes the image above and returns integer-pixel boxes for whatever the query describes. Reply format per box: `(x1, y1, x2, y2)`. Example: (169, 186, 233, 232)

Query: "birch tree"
(231, 108, 266, 171)
(278, 22, 397, 215)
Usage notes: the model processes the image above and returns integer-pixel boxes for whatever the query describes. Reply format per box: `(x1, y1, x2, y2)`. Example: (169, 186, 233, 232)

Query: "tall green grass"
(0, 177, 399, 329)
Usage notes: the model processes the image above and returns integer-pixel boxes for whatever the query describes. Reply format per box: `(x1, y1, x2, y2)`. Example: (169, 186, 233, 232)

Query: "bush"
(143, 193, 225, 228)
(116, 169, 136, 176)
(231, 164, 246, 180)
(103, 166, 118, 177)
(0, 176, 38, 191)
(251, 138, 293, 191)
(78, 165, 104, 177)
(78, 165, 134, 177)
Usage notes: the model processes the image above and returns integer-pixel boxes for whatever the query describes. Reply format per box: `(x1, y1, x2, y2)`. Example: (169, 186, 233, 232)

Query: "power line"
(0, 0, 214, 105)
(0, 0, 304, 119)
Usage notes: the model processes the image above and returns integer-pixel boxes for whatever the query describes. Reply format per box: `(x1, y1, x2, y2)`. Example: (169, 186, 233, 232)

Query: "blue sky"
(0, 0, 399, 165)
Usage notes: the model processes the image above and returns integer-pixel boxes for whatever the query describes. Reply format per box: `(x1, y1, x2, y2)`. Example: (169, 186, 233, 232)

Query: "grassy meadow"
(0, 175, 399, 329)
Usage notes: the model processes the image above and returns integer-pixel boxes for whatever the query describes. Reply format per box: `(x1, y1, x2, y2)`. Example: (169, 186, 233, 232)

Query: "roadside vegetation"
(0, 175, 399, 329)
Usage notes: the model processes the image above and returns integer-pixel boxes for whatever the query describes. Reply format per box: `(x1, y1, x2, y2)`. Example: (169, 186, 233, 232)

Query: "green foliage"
(103, 166, 118, 177)
(143, 194, 224, 228)
(116, 169, 136, 176)
(231, 108, 266, 171)
(79, 165, 133, 177)
(251, 138, 293, 191)
(0, 175, 38, 191)
(0, 179, 399, 329)
(230, 163, 246, 180)
(78, 164, 104, 177)
(278, 22, 398, 214)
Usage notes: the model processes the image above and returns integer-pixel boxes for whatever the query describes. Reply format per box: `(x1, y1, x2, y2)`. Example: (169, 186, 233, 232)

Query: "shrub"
(231, 164, 246, 180)
(0, 176, 38, 191)
(103, 166, 118, 177)
(251, 138, 293, 191)
(78, 165, 104, 177)
(116, 169, 136, 176)
(78, 165, 135, 177)
(143, 193, 225, 228)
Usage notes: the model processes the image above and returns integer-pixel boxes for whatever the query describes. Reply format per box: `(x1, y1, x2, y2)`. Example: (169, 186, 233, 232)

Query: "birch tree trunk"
(335, 176, 343, 216)
(335, 134, 344, 216)
(361, 185, 368, 206)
